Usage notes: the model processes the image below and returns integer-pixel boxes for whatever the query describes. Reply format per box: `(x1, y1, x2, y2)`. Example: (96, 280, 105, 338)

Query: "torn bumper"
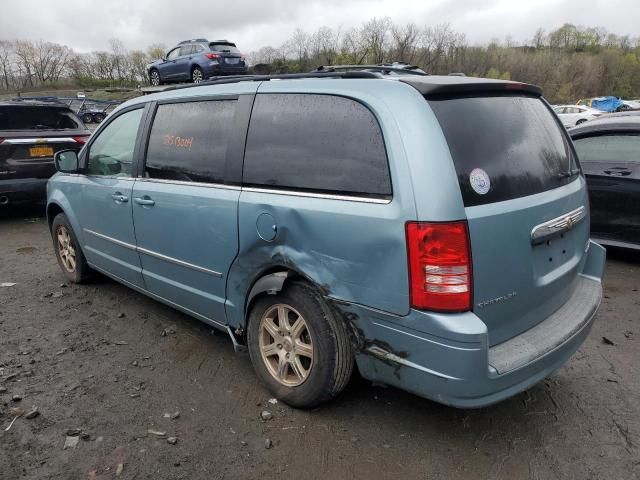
(340, 240, 606, 408)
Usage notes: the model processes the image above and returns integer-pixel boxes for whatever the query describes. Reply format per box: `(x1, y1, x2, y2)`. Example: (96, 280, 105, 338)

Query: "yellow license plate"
(29, 146, 54, 157)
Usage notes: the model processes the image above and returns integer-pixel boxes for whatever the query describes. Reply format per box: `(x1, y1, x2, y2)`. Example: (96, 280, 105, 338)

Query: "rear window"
(573, 134, 640, 163)
(428, 95, 576, 207)
(209, 43, 240, 54)
(0, 105, 81, 130)
(243, 93, 391, 197)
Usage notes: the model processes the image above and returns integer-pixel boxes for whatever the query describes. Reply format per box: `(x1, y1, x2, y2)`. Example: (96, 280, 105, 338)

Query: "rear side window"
(0, 106, 81, 130)
(428, 95, 576, 206)
(573, 134, 640, 164)
(145, 100, 236, 184)
(243, 94, 391, 197)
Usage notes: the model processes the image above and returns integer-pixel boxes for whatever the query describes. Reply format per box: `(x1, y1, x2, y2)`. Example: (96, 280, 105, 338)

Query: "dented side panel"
(225, 82, 420, 329)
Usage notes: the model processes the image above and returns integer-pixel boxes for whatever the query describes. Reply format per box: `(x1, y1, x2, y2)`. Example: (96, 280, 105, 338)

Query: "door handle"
(111, 192, 128, 203)
(134, 196, 155, 206)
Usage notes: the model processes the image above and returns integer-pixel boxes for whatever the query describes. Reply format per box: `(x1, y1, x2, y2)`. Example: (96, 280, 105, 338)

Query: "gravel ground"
(1, 206, 639, 480)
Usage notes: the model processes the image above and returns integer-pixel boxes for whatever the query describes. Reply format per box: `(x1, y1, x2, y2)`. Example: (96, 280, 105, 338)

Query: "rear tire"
(191, 66, 204, 83)
(576, 118, 587, 125)
(92, 113, 105, 123)
(52, 213, 91, 283)
(247, 280, 354, 408)
(149, 69, 161, 86)
(81, 113, 92, 124)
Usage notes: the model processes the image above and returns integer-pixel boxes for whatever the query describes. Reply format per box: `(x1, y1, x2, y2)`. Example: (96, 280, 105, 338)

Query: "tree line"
(1, 20, 639, 103)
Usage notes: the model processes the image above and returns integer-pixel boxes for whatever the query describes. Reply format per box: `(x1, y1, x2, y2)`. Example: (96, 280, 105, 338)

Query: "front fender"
(47, 177, 86, 247)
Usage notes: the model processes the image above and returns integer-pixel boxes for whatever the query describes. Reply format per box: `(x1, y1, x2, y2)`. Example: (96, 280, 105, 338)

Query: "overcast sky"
(1, 0, 639, 53)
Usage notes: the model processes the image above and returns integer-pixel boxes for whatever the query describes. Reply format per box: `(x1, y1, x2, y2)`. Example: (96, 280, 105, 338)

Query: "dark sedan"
(570, 114, 640, 250)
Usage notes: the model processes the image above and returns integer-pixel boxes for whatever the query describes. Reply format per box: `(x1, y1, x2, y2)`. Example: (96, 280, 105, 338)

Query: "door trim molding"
(83, 228, 222, 277)
(84, 228, 136, 250)
(137, 246, 223, 277)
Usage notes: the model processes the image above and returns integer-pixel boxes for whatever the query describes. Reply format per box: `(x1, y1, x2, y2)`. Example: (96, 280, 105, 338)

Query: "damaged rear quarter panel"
(224, 81, 420, 330)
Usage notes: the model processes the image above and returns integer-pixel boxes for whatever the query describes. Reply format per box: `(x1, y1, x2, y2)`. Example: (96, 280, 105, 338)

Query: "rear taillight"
(73, 136, 88, 144)
(205, 53, 220, 60)
(406, 221, 472, 312)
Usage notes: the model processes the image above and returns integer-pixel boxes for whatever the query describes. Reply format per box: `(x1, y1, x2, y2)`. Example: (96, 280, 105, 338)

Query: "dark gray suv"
(0, 101, 90, 206)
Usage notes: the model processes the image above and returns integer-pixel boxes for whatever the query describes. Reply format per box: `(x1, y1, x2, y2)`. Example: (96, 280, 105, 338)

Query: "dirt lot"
(1, 206, 639, 480)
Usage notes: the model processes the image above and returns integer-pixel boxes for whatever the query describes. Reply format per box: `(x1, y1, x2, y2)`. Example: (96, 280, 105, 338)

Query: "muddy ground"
(0, 206, 638, 480)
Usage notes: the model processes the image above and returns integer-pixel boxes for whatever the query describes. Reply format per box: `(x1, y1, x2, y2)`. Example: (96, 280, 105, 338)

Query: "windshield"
(0, 105, 82, 130)
(428, 94, 578, 207)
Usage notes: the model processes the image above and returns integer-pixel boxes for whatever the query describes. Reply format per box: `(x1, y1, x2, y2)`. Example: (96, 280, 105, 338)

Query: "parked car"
(46, 73, 605, 408)
(77, 107, 106, 124)
(146, 38, 247, 86)
(0, 101, 90, 206)
(553, 104, 602, 127)
(569, 116, 640, 250)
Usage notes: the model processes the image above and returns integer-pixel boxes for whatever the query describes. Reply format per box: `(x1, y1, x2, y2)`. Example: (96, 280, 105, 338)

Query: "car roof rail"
(314, 65, 429, 76)
(163, 71, 383, 92)
(178, 38, 208, 45)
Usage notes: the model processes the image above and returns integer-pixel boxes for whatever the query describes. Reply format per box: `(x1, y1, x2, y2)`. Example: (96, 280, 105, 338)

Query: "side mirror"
(54, 149, 80, 173)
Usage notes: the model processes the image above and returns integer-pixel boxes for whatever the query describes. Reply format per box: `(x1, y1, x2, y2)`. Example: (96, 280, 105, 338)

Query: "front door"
(574, 133, 640, 247)
(131, 98, 244, 326)
(75, 107, 146, 287)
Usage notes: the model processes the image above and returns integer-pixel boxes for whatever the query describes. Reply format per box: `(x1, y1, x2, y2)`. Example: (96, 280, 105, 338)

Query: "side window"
(144, 100, 237, 183)
(87, 108, 143, 177)
(574, 135, 640, 164)
(166, 48, 180, 60)
(243, 94, 391, 197)
(193, 44, 204, 53)
(179, 45, 194, 56)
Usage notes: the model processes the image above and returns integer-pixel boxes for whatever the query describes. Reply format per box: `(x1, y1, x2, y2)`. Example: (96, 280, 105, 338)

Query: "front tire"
(81, 113, 93, 124)
(191, 66, 204, 83)
(247, 281, 354, 408)
(52, 213, 91, 283)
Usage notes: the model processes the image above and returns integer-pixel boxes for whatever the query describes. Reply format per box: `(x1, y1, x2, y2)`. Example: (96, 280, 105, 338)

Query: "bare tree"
(390, 23, 420, 63)
(0, 40, 14, 89)
(361, 17, 392, 64)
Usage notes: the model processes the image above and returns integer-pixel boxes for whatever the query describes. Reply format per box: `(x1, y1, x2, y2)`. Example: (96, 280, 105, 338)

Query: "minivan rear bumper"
(340, 240, 606, 408)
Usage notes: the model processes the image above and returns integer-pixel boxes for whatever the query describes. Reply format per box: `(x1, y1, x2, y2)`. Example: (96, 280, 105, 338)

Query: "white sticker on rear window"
(469, 168, 490, 195)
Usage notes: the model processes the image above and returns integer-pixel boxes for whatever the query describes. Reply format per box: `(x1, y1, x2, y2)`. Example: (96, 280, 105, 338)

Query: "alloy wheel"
(192, 68, 203, 83)
(259, 304, 314, 387)
(56, 225, 76, 273)
(150, 71, 160, 86)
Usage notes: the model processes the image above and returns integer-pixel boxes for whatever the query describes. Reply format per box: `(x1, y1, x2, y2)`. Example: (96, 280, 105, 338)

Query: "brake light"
(406, 221, 472, 312)
(73, 136, 88, 145)
(205, 53, 220, 60)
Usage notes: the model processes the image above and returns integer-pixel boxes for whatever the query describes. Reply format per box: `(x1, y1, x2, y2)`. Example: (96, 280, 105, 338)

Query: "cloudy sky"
(1, 0, 639, 53)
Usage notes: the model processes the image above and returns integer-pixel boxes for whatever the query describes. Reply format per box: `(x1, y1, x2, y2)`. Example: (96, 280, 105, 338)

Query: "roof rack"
(314, 65, 429, 76)
(163, 71, 383, 92)
(178, 38, 208, 45)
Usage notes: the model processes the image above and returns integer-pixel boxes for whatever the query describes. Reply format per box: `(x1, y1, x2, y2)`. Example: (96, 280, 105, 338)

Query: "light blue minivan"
(47, 71, 606, 408)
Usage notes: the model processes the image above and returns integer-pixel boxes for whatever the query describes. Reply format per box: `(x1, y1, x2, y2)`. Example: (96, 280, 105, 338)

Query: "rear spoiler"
(401, 79, 543, 97)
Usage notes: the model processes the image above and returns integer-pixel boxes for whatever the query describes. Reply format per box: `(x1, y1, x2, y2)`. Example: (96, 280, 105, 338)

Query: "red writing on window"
(163, 134, 194, 150)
